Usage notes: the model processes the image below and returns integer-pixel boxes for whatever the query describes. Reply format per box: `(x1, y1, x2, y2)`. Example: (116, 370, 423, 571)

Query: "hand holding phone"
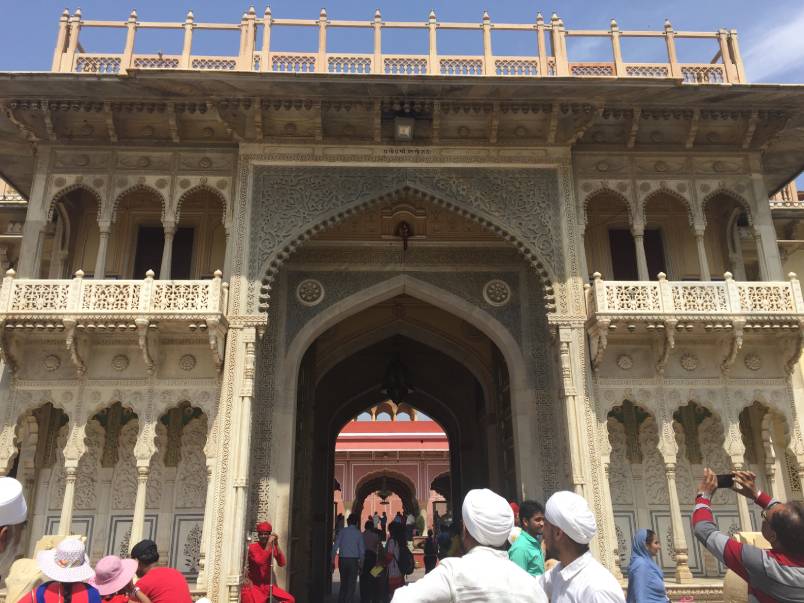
(716, 473, 734, 489)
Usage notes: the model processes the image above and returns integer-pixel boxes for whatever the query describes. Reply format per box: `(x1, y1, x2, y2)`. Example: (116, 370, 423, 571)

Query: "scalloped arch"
(112, 184, 167, 222)
(701, 187, 754, 227)
(257, 184, 557, 312)
(176, 184, 229, 226)
(642, 186, 695, 227)
(47, 184, 104, 221)
(582, 187, 635, 228)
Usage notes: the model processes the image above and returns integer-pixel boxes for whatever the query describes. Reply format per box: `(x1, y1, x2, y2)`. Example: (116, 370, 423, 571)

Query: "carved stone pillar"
(723, 412, 753, 531)
(94, 223, 111, 279)
(657, 411, 693, 582)
(17, 220, 46, 278)
(632, 226, 650, 281)
(130, 419, 156, 552)
(159, 222, 176, 280)
(694, 228, 711, 281)
(196, 455, 215, 589)
(227, 330, 256, 602)
(58, 464, 78, 535)
(601, 457, 623, 580)
(558, 327, 584, 494)
(129, 464, 150, 550)
(663, 462, 693, 582)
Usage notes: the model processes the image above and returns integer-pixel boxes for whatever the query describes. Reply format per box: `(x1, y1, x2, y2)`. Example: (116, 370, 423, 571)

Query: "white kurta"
(538, 551, 625, 603)
(391, 545, 548, 603)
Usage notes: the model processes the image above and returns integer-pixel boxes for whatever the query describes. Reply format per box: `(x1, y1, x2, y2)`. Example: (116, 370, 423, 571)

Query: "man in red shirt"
(242, 522, 295, 603)
(692, 468, 804, 603)
(130, 540, 192, 603)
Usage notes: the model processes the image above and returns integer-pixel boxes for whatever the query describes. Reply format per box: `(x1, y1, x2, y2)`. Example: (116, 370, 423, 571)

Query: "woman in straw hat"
(16, 538, 100, 603)
(89, 556, 152, 603)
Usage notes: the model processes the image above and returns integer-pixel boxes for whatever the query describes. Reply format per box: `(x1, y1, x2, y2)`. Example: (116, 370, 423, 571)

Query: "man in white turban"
(538, 491, 624, 602)
(392, 488, 547, 602)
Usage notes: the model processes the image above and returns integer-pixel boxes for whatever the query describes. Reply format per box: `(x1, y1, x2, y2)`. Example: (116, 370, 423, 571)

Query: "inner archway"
(289, 294, 517, 602)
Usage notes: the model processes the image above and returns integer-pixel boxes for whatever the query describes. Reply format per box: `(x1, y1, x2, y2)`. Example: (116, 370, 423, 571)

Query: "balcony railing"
(587, 272, 804, 319)
(0, 269, 227, 319)
(51, 8, 746, 84)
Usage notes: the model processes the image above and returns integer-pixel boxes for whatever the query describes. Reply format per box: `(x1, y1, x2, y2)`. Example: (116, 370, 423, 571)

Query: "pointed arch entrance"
(245, 183, 564, 602)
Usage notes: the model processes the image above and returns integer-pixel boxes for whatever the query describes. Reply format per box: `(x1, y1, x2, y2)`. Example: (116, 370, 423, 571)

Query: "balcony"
(0, 269, 228, 375)
(585, 272, 804, 373)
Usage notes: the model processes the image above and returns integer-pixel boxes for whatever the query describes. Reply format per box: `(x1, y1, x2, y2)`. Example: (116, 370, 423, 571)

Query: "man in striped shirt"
(692, 468, 804, 603)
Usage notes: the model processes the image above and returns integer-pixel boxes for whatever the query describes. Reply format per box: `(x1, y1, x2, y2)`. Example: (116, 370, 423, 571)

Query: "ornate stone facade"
(0, 11, 803, 602)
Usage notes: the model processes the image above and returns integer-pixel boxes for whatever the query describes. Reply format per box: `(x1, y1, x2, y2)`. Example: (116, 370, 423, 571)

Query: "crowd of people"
(0, 467, 801, 602)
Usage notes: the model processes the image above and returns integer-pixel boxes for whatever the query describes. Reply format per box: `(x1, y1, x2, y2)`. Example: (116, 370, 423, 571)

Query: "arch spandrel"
(247, 166, 563, 312)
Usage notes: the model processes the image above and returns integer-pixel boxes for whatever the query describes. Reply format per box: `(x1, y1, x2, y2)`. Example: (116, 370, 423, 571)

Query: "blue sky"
(2, 1, 802, 185)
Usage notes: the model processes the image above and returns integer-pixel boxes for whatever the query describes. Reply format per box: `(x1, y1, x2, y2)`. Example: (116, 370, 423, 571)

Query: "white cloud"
(742, 7, 804, 83)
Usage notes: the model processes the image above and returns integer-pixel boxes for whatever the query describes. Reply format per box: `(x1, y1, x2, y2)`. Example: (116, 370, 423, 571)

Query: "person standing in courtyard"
(625, 529, 668, 603)
(538, 491, 625, 602)
(391, 488, 547, 602)
(508, 500, 545, 577)
(129, 539, 192, 603)
(693, 468, 804, 603)
(422, 530, 438, 574)
(242, 522, 295, 603)
(331, 513, 364, 603)
(359, 520, 380, 603)
(380, 512, 388, 536)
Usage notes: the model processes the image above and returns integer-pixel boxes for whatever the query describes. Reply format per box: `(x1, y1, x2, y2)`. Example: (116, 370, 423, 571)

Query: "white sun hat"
(36, 538, 95, 583)
(0, 477, 27, 526)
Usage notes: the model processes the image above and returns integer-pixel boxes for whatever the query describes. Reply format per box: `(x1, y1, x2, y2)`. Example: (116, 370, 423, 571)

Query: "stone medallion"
(743, 353, 761, 371)
(616, 354, 633, 370)
(111, 354, 130, 372)
(179, 354, 197, 371)
(296, 279, 325, 306)
(483, 279, 511, 307)
(679, 352, 698, 372)
(43, 354, 61, 372)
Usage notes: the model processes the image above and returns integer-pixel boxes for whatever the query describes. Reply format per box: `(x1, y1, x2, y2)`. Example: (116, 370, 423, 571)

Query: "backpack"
(35, 582, 101, 603)
(396, 541, 415, 576)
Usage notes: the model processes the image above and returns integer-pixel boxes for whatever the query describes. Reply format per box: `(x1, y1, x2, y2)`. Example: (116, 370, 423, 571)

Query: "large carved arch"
(248, 166, 563, 312)
(351, 470, 420, 517)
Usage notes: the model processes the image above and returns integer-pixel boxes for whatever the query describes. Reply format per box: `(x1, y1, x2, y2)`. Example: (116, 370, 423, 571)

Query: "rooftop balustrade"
(51, 8, 746, 84)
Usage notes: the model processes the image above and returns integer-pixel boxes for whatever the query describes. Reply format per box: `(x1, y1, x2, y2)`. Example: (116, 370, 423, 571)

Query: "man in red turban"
(241, 522, 295, 603)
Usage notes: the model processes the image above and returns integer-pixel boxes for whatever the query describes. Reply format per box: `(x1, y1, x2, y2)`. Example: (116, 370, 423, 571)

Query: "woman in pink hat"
(89, 556, 151, 603)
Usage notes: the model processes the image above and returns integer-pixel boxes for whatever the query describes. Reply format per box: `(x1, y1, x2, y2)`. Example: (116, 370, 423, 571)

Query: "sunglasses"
(761, 502, 781, 521)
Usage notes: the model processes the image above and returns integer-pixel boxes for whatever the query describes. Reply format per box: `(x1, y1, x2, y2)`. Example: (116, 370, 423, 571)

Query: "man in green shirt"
(508, 500, 546, 576)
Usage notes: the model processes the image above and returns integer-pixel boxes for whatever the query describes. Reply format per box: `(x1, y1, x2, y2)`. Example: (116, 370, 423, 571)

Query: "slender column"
(159, 222, 176, 279)
(180, 11, 194, 69)
(754, 230, 769, 281)
(550, 14, 568, 76)
(17, 221, 46, 278)
(94, 223, 111, 279)
(731, 459, 753, 531)
(129, 464, 150, 549)
(600, 442, 623, 579)
(729, 30, 746, 83)
(373, 10, 382, 74)
(664, 462, 693, 581)
(610, 20, 624, 76)
(481, 11, 493, 75)
(558, 328, 585, 495)
(58, 465, 78, 535)
(196, 459, 216, 589)
(51, 9, 70, 71)
(64, 10, 82, 73)
(227, 331, 257, 601)
(535, 13, 547, 75)
(130, 418, 156, 552)
(427, 11, 438, 75)
(664, 19, 681, 78)
(632, 226, 650, 281)
(121, 10, 138, 74)
(316, 9, 328, 74)
(718, 29, 737, 83)
(657, 411, 693, 582)
(695, 228, 711, 281)
(260, 7, 272, 72)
